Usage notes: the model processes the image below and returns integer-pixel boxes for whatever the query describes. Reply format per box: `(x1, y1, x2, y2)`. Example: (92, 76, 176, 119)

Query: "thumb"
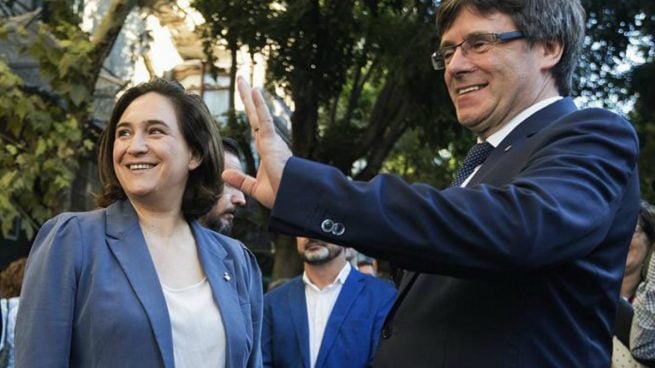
(222, 169, 254, 196)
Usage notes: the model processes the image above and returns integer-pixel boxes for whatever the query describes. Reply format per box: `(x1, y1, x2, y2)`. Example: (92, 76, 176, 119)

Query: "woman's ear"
(188, 154, 202, 171)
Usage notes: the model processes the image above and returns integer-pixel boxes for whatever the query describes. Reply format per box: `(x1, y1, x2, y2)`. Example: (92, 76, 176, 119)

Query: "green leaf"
(68, 84, 88, 107)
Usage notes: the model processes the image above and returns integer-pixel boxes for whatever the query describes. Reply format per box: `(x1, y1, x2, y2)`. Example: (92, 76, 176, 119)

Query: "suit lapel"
(288, 278, 311, 368)
(192, 222, 246, 366)
(315, 270, 364, 368)
(470, 97, 578, 185)
(105, 201, 174, 368)
(384, 98, 579, 329)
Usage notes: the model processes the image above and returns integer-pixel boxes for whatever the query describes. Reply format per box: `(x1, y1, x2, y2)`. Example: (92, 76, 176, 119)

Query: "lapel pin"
(223, 272, 231, 281)
(504, 145, 512, 152)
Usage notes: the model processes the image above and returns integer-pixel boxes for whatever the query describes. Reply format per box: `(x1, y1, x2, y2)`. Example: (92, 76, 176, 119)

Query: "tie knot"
(464, 142, 494, 168)
(450, 142, 495, 187)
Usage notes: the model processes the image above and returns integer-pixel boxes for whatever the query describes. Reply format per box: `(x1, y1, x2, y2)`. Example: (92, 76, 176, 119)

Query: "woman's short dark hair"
(96, 78, 223, 219)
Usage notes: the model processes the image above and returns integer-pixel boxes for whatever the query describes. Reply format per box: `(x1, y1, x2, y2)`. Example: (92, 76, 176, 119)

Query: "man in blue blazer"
(263, 237, 396, 368)
(226, 0, 640, 366)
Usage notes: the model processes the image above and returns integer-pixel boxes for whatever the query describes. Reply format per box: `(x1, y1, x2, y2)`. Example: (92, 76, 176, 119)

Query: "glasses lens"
(431, 52, 445, 70)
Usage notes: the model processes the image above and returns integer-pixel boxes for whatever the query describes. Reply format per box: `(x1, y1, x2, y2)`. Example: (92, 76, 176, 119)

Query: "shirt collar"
(302, 262, 352, 290)
(484, 96, 562, 147)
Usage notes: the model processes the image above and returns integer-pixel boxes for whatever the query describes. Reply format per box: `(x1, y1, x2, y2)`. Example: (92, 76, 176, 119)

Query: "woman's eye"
(149, 128, 165, 135)
(116, 129, 130, 137)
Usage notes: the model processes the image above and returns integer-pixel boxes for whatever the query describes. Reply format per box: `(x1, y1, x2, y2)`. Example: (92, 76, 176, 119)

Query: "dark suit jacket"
(262, 269, 396, 368)
(269, 98, 640, 367)
(16, 200, 263, 368)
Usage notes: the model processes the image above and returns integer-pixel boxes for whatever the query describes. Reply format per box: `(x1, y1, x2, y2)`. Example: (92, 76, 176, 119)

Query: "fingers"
(237, 76, 260, 133)
(251, 88, 275, 135)
(222, 169, 257, 197)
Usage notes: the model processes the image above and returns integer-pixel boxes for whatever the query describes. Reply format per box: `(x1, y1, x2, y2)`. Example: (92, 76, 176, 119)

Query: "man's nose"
(445, 46, 474, 74)
(230, 186, 246, 207)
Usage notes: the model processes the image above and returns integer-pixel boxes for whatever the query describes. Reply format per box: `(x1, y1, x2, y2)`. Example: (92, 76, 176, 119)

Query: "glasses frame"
(431, 31, 524, 70)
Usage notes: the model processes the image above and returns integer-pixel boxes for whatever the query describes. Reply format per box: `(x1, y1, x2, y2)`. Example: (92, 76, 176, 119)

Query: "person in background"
(613, 201, 655, 367)
(202, 138, 247, 236)
(225, 0, 640, 366)
(0, 257, 26, 368)
(16, 79, 262, 368)
(347, 249, 378, 277)
(262, 237, 396, 368)
(631, 202, 655, 365)
(622, 201, 655, 302)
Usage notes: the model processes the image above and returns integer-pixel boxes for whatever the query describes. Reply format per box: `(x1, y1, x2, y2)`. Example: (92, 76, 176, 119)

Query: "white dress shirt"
(303, 262, 352, 368)
(461, 96, 563, 187)
(161, 278, 226, 368)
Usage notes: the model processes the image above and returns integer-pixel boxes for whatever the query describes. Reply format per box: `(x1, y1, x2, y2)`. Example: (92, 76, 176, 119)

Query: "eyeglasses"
(431, 31, 524, 70)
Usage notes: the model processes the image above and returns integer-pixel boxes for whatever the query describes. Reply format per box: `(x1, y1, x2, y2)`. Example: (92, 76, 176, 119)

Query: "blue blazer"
(269, 98, 640, 367)
(16, 200, 263, 368)
(262, 269, 396, 368)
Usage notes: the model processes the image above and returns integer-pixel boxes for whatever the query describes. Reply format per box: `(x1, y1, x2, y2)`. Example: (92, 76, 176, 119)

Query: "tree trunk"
(227, 39, 238, 129)
(291, 83, 319, 158)
(89, 0, 140, 88)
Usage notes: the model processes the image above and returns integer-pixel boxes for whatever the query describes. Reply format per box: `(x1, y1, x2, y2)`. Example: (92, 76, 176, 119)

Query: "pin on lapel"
(223, 272, 231, 281)
(504, 145, 512, 152)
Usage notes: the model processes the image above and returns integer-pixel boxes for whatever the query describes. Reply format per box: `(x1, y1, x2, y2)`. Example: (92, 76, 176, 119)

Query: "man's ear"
(540, 39, 564, 70)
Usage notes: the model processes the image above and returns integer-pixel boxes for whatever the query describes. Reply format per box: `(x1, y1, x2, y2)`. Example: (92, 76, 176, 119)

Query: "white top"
(161, 278, 226, 368)
(303, 262, 352, 368)
(461, 96, 563, 187)
(1, 297, 20, 368)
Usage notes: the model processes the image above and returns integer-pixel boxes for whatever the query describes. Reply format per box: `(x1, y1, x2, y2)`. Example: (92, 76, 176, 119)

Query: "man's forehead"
(224, 152, 244, 171)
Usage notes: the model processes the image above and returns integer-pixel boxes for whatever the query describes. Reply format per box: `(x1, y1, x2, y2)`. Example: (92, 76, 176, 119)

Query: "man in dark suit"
(262, 237, 396, 368)
(225, 0, 640, 366)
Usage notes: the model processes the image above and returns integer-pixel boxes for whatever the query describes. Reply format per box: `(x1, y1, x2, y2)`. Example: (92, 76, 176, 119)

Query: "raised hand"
(222, 76, 293, 209)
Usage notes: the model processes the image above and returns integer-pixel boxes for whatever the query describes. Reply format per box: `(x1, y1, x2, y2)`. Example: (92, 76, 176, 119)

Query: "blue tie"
(451, 142, 495, 187)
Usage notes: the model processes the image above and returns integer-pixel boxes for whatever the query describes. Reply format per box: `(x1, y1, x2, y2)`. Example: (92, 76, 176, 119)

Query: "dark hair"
(97, 78, 223, 219)
(0, 257, 27, 298)
(436, 0, 585, 96)
(222, 137, 244, 160)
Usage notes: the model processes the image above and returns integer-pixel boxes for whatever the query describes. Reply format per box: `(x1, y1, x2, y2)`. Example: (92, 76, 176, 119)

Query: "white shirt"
(161, 278, 226, 368)
(303, 262, 352, 368)
(461, 96, 563, 187)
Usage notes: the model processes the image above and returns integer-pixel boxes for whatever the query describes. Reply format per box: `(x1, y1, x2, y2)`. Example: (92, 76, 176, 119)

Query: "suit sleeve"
(15, 214, 83, 367)
(270, 109, 639, 275)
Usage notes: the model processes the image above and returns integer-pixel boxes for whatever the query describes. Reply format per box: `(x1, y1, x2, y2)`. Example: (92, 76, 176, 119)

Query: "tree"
(0, 0, 143, 238)
(192, 0, 268, 135)
(261, 0, 459, 279)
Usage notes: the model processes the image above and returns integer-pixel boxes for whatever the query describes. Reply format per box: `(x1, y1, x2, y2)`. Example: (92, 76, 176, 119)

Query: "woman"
(15, 79, 262, 367)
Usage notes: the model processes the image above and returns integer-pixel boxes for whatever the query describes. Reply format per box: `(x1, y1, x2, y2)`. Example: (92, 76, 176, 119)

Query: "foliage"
(0, 19, 95, 238)
(0, 0, 138, 238)
(192, 0, 269, 129)
(630, 62, 655, 204)
(578, 0, 655, 105)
